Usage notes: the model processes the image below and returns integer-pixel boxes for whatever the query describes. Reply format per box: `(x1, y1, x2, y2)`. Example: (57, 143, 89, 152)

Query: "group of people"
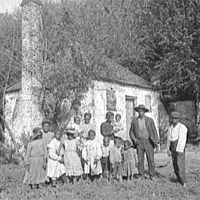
(23, 103, 188, 189)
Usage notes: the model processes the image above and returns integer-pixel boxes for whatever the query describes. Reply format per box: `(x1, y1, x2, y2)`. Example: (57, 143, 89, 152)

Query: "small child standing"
(110, 137, 123, 182)
(113, 114, 124, 139)
(122, 140, 138, 181)
(23, 127, 47, 189)
(101, 137, 111, 180)
(82, 130, 102, 180)
(47, 130, 66, 187)
(58, 131, 83, 184)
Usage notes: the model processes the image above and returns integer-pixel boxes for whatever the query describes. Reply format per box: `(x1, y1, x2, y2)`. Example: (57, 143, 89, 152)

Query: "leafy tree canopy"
(0, 11, 22, 108)
(138, 0, 200, 101)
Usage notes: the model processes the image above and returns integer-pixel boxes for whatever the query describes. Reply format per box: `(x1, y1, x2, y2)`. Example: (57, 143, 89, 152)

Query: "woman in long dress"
(23, 128, 47, 189)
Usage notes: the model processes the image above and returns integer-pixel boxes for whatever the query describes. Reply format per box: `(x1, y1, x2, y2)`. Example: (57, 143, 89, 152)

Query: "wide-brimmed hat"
(171, 111, 180, 119)
(33, 127, 42, 134)
(134, 104, 149, 113)
(65, 129, 79, 137)
(42, 119, 51, 126)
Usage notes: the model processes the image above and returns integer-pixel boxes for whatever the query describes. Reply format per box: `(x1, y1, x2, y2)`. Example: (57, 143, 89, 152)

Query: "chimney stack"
(19, 0, 43, 136)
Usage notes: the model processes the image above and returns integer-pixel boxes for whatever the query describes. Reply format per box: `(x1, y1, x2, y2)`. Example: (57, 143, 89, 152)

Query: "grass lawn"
(0, 149, 200, 200)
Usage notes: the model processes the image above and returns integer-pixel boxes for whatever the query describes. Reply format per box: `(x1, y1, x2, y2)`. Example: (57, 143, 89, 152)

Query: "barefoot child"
(110, 137, 123, 182)
(47, 129, 66, 187)
(23, 127, 47, 189)
(122, 140, 138, 181)
(101, 137, 111, 180)
(57, 130, 83, 184)
(82, 130, 102, 181)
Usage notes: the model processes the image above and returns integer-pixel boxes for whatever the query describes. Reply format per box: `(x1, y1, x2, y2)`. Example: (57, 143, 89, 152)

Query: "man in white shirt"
(167, 111, 187, 187)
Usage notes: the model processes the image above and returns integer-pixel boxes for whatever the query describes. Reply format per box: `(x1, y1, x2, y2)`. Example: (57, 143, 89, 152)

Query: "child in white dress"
(113, 114, 124, 139)
(58, 130, 83, 184)
(82, 130, 102, 180)
(47, 130, 66, 187)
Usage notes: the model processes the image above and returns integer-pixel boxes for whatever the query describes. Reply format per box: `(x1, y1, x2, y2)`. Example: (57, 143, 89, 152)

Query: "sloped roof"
(6, 57, 152, 93)
(97, 56, 152, 89)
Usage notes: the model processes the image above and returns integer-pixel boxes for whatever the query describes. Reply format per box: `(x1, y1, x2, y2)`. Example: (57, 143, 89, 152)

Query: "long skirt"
(23, 156, 47, 185)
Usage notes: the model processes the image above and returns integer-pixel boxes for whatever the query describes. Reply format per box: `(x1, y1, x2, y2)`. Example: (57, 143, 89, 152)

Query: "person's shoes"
(150, 176, 158, 181)
(182, 183, 187, 188)
(51, 180, 56, 187)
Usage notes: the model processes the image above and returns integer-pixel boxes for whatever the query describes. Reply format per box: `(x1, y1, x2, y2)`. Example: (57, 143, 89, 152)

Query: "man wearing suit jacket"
(129, 105, 159, 180)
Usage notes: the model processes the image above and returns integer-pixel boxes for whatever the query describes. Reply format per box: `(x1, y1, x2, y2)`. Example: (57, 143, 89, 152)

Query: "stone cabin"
(5, 55, 159, 143)
(4, 0, 160, 144)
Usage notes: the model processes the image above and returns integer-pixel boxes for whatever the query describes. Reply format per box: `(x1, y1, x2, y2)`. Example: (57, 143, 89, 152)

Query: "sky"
(0, 0, 22, 13)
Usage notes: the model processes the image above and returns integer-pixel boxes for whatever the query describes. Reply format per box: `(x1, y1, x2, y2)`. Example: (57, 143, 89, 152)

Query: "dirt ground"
(0, 148, 200, 200)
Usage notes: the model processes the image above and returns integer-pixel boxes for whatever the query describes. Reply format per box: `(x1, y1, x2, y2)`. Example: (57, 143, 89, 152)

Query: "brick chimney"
(19, 0, 43, 137)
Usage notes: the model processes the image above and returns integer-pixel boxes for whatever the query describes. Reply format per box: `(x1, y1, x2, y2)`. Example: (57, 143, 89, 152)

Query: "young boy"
(101, 137, 111, 180)
(110, 137, 123, 182)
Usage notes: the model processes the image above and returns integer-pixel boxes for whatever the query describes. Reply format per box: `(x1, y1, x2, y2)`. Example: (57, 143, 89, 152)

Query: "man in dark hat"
(129, 104, 159, 180)
(166, 111, 187, 187)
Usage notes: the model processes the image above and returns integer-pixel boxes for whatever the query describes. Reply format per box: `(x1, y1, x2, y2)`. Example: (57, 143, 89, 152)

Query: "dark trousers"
(170, 141, 186, 184)
(137, 138, 155, 177)
(101, 156, 110, 179)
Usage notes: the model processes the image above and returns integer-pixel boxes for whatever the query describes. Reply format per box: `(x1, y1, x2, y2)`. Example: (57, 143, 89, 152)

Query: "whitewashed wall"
(82, 80, 159, 144)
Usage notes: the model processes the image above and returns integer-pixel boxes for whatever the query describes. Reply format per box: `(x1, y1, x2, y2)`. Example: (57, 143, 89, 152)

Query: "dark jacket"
(129, 116, 159, 147)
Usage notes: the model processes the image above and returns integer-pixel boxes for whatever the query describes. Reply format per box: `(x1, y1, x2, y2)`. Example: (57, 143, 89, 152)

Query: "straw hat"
(134, 104, 149, 113)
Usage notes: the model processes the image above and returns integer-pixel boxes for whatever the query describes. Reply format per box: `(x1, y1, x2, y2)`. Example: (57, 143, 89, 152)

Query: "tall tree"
(138, 0, 200, 124)
(0, 11, 22, 112)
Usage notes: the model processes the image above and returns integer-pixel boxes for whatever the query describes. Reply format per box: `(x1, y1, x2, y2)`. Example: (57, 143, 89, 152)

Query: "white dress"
(47, 138, 65, 179)
(62, 138, 83, 176)
(82, 139, 102, 175)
